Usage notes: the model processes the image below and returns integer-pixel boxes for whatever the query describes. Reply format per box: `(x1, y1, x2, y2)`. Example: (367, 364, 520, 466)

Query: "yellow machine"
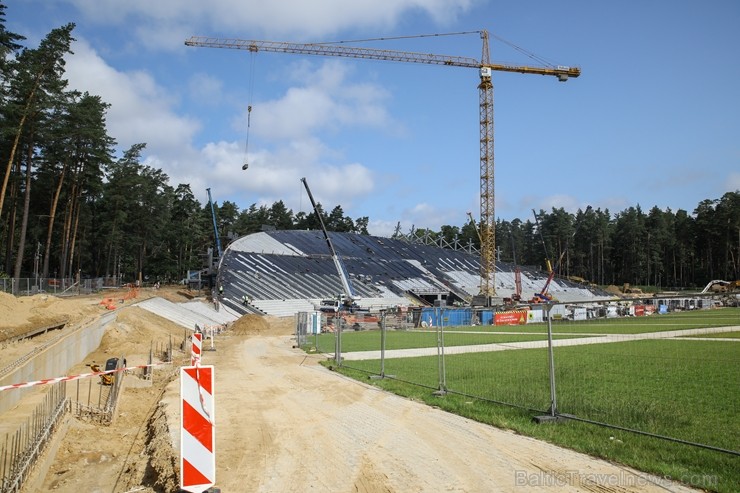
(88, 358, 118, 386)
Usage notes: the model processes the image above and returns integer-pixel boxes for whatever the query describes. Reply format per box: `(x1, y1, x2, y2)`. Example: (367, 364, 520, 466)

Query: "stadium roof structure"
(217, 230, 613, 317)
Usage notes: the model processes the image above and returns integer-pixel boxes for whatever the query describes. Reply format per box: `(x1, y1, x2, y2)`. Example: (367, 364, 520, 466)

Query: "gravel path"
(341, 325, 740, 360)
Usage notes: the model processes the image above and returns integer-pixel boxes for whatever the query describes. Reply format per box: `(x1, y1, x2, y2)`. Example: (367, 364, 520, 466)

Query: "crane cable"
(314, 30, 557, 68)
(245, 104, 252, 152)
(314, 30, 482, 45)
(488, 31, 555, 67)
(243, 51, 256, 169)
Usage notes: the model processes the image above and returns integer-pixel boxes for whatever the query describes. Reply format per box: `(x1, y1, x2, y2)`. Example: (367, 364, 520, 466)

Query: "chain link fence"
(0, 277, 104, 296)
(297, 292, 740, 457)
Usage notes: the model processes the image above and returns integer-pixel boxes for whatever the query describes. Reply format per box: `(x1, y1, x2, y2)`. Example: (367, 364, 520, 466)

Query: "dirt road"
(184, 330, 700, 493)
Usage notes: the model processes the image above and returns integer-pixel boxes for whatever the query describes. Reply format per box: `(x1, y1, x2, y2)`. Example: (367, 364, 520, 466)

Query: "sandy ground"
(0, 289, 702, 493)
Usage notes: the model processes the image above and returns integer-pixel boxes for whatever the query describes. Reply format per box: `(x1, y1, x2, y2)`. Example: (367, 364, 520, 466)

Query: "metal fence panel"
(310, 293, 739, 456)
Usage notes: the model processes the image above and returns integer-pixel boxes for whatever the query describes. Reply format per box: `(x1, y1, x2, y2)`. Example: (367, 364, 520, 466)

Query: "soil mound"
(604, 285, 624, 296)
(230, 315, 294, 336)
(0, 291, 97, 342)
(231, 314, 271, 335)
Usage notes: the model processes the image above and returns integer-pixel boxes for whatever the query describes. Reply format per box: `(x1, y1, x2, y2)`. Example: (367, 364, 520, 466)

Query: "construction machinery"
(700, 279, 740, 294)
(507, 232, 523, 304)
(531, 249, 567, 303)
(206, 188, 223, 261)
(185, 31, 580, 304)
(88, 358, 118, 386)
(466, 212, 482, 246)
(300, 177, 359, 313)
(532, 209, 553, 275)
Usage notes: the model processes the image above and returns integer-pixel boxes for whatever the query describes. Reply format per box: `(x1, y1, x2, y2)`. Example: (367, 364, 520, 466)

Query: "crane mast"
(186, 31, 579, 304)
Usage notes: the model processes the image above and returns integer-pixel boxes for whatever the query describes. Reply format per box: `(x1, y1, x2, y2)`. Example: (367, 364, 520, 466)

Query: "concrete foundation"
(0, 312, 117, 414)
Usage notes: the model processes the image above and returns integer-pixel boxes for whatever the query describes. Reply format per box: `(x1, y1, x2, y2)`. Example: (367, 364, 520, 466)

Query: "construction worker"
(242, 294, 251, 306)
(218, 284, 224, 296)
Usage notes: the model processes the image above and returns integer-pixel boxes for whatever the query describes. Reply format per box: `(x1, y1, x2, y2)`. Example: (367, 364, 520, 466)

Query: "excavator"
(700, 280, 740, 293)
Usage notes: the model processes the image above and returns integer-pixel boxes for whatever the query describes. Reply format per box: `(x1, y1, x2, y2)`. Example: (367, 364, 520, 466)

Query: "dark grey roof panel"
(218, 230, 613, 316)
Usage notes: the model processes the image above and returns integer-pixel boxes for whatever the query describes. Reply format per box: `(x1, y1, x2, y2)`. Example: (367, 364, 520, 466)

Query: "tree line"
(0, 7, 737, 289)
(0, 8, 364, 285)
(415, 191, 739, 289)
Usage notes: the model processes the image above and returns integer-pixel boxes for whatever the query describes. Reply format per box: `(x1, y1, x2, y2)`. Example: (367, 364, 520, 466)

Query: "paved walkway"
(340, 325, 740, 361)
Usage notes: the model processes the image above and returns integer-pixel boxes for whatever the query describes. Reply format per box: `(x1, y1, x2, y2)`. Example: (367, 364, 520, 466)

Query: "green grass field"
(439, 307, 740, 334)
(302, 329, 590, 353)
(313, 307, 740, 492)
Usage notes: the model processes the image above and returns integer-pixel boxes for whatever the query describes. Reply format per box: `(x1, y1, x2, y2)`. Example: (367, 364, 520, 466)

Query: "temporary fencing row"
(300, 293, 740, 458)
(0, 278, 97, 297)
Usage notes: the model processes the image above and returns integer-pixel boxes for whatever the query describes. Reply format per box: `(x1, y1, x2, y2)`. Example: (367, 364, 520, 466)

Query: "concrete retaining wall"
(0, 312, 117, 414)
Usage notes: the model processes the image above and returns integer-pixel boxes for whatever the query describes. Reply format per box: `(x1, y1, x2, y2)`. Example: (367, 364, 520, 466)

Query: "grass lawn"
(438, 306, 740, 334)
(326, 337, 740, 493)
(301, 329, 589, 353)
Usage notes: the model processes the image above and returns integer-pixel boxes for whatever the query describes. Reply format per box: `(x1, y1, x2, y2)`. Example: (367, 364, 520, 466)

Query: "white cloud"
(369, 219, 403, 238)
(64, 38, 201, 157)
(385, 202, 463, 234)
(69, 0, 477, 43)
(55, 0, 480, 225)
(62, 37, 384, 210)
(253, 60, 396, 141)
(187, 73, 225, 106)
(511, 193, 624, 218)
(725, 172, 740, 192)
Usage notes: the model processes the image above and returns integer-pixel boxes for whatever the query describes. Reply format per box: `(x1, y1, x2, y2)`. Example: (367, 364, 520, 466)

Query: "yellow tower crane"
(185, 31, 580, 304)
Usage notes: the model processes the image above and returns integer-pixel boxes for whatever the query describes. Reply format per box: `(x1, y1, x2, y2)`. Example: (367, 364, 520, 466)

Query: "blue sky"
(8, 1, 740, 236)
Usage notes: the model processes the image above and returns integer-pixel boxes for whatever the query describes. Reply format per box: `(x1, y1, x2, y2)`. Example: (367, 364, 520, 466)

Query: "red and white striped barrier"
(191, 332, 203, 366)
(0, 362, 170, 392)
(180, 365, 215, 492)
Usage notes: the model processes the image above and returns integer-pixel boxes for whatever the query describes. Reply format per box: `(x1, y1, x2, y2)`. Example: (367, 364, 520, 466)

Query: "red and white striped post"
(191, 332, 203, 366)
(180, 365, 215, 492)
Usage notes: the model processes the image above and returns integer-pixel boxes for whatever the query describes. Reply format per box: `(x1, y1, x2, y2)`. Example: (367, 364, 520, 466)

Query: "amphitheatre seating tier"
(218, 231, 612, 316)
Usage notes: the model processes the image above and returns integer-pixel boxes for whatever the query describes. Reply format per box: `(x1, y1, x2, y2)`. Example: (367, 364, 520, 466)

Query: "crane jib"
(185, 37, 580, 78)
(186, 37, 481, 69)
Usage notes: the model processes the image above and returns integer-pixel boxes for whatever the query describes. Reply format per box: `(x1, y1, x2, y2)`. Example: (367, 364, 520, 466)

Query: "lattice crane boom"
(185, 31, 580, 304)
(184, 35, 580, 79)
